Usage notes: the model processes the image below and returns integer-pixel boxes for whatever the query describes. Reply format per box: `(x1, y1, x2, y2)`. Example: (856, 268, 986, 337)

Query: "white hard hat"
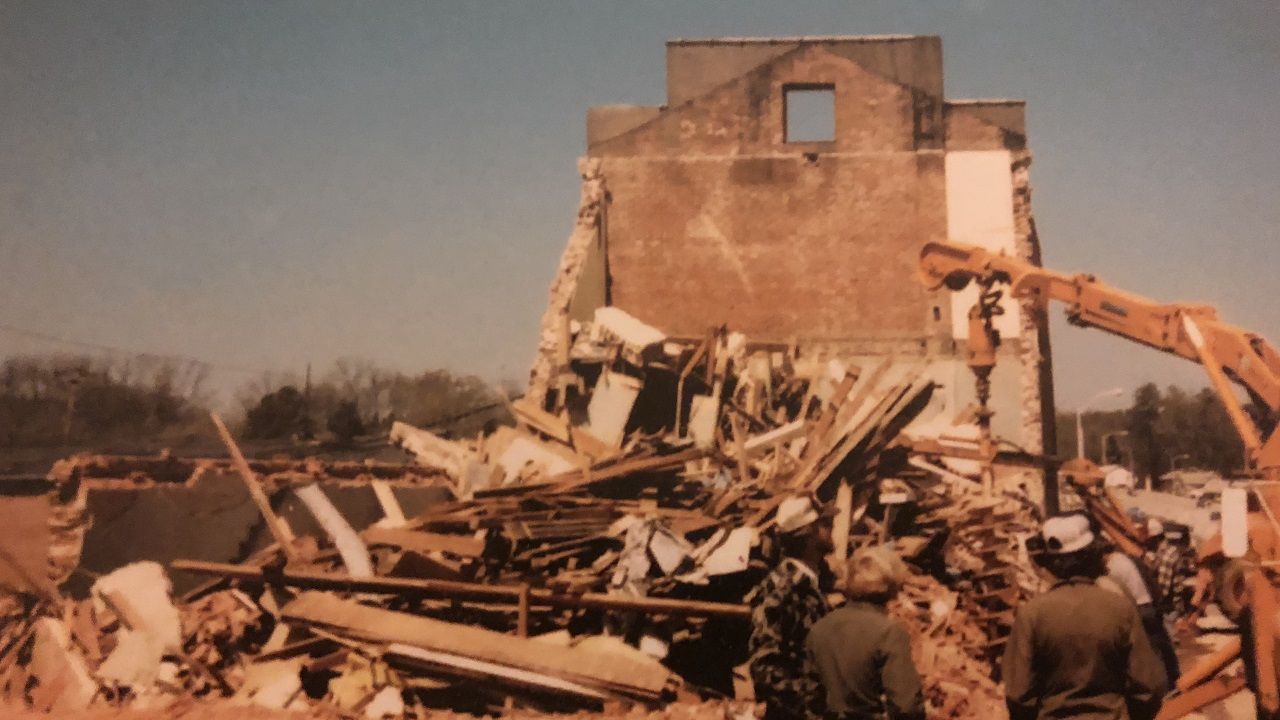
(1043, 515, 1095, 555)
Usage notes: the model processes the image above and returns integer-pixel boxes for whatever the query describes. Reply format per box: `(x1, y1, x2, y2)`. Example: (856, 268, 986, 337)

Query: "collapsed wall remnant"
(532, 35, 1054, 469)
(0, 454, 453, 597)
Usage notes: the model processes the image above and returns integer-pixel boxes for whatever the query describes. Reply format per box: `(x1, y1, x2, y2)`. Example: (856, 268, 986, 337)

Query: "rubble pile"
(0, 308, 1046, 718)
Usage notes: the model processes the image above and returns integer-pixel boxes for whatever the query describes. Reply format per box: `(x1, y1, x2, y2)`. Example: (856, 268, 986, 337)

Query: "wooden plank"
(170, 560, 750, 620)
(387, 643, 605, 700)
(282, 592, 671, 699)
(740, 419, 807, 458)
(1154, 676, 1247, 720)
(832, 481, 853, 563)
(510, 398, 572, 444)
(210, 412, 298, 562)
(799, 373, 931, 493)
(371, 481, 406, 527)
(362, 527, 484, 558)
(801, 373, 855, 460)
(729, 414, 750, 487)
(1176, 636, 1241, 693)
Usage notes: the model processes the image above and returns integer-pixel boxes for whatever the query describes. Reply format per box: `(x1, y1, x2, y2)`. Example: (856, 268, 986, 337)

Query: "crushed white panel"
(1221, 487, 1249, 558)
(592, 306, 666, 352)
(496, 436, 576, 486)
(648, 525, 692, 575)
(389, 421, 469, 478)
(698, 527, 756, 576)
(295, 484, 374, 578)
(687, 394, 719, 448)
(370, 480, 406, 528)
(586, 371, 642, 447)
(30, 618, 97, 710)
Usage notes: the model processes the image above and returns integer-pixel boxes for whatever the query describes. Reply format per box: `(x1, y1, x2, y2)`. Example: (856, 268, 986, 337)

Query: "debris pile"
(0, 308, 1046, 718)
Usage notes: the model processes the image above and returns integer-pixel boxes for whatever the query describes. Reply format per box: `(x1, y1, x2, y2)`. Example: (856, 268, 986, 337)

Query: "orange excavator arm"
(919, 240, 1280, 719)
(919, 240, 1280, 475)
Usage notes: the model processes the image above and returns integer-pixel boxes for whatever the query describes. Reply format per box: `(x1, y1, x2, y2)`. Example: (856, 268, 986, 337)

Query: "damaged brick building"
(532, 35, 1055, 456)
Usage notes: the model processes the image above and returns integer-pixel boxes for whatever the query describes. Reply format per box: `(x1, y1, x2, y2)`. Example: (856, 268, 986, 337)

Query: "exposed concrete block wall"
(554, 36, 1053, 451)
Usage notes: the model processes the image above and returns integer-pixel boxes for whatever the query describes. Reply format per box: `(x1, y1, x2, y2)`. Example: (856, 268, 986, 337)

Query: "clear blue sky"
(2, 1, 1277, 411)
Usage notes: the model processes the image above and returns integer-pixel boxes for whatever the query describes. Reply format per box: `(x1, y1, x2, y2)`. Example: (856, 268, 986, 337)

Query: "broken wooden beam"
(282, 592, 672, 700)
(362, 527, 485, 558)
(169, 560, 750, 619)
(210, 411, 298, 562)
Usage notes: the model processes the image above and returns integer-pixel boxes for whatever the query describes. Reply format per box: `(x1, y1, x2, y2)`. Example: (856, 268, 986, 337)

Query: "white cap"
(777, 495, 820, 533)
(1146, 518, 1165, 538)
(1043, 515, 1095, 555)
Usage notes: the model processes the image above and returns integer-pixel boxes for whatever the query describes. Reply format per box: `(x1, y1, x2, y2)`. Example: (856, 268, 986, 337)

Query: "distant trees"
(1128, 383, 1164, 481)
(1056, 382, 1246, 481)
(0, 354, 211, 448)
(236, 358, 511, 443)
(0, 353, 513, 451)
(326, 400, 365, 446)
(244, 385, 310, 440)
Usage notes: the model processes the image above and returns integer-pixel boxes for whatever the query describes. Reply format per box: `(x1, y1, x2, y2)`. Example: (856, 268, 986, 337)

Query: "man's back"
(807, 602, 923, 719)
(1003, 577, 1167, 720)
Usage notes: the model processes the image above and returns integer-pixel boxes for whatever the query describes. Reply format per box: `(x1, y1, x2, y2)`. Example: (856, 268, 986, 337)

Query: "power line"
(0, 321, 263, 375)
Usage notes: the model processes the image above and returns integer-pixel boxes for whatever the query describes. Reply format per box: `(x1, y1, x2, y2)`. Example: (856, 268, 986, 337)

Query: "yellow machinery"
(919, 240, 1280, 719)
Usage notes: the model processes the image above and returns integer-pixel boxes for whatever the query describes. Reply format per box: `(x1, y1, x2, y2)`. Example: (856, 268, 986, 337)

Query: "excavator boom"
(919, 239, 1280, 719)
(919, 240, 1280, 472)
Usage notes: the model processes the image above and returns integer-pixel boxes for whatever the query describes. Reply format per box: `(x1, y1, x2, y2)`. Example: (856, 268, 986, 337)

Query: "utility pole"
(302, 361, 314, 440)
(57, 366, 87, 447)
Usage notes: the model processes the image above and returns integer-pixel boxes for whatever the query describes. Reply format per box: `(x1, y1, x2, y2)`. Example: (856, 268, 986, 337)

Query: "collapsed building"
(531, 35, 1055, 468)
(0, 36, 1069, 720)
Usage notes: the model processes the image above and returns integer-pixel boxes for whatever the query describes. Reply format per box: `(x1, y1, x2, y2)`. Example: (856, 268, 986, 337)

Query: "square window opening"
(784, 86, 835, 143)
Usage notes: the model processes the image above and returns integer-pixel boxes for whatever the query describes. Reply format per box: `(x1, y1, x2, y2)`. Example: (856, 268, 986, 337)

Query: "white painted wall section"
(944, 151, 1022, 340)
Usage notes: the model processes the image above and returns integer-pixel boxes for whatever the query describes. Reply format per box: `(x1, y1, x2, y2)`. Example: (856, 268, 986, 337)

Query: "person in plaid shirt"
(1150, 521, 1193, 615)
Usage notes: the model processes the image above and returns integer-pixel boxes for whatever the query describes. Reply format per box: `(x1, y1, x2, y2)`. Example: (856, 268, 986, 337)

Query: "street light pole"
(1076, 387, 1126, 459)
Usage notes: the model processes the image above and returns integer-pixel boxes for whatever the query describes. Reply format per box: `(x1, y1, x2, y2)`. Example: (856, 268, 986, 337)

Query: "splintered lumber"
(169, 560, 750, 619)
(477, 446, 708, 498)
(362, 527, 484, 558)
(281, 592, 672, 700)
(210, 412, 298, 562)
(511, 398, 572, 444)
(387, 643, 605, 700)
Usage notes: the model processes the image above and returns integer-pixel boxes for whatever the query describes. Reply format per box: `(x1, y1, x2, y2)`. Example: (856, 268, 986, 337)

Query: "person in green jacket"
(807, 545, 924, 720)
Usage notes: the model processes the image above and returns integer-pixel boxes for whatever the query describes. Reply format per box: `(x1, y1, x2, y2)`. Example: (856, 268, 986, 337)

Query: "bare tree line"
(0, 353, 514, 450)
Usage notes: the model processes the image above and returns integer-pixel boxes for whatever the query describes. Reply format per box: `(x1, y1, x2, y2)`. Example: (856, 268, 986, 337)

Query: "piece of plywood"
(586, 371, 642, 448)
(282, 592, 671, 699)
